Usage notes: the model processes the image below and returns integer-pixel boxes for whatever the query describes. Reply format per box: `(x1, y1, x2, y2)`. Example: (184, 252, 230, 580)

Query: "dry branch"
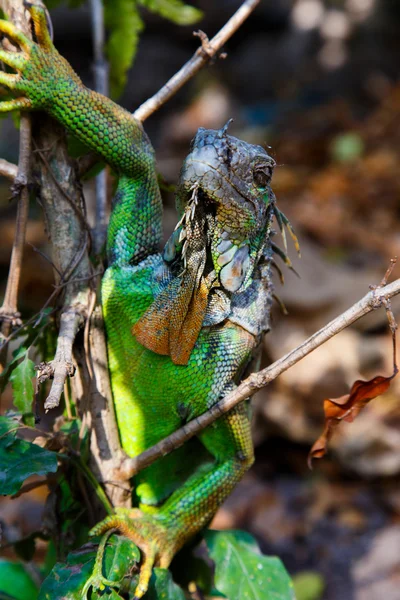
(118, 276, 400, 479)
(77, 0, 261, 173)
(90, 0, 109, 253)
(0, 116, 31, 338)
(133, 0, 261, 122)
(0, 158, 18, 181)
(0, 1, 33, 356)
(0, 5, 31, 348)
(32, 116, 92, 412)
(87, 306, 131, 507)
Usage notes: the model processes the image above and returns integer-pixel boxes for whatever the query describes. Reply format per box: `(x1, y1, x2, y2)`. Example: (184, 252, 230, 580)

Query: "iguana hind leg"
(88, 400, 254, 598)
(159, 401, 254, 538)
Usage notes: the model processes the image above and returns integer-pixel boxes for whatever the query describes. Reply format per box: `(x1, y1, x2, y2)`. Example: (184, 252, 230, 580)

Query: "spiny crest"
(217, 118, 234, 138)
(174, 184, 200, 272)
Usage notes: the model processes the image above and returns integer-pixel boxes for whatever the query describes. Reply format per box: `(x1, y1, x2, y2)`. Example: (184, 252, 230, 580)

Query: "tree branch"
(31, 116, 92, 412)
(0, 117, 31, 335)
(77, 0, 260, 182)
(133, 0, 261, 122)
(0, 158, 18, 181)
(86, 305, 131, 507)
(118, 276, 400, 480)
(0, 0, 33, 356)
(90, 0, 109, 253)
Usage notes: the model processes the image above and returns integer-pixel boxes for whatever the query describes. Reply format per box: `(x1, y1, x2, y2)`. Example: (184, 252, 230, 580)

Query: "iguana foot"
(89, 508, 177, 599)
(0, 2, 80, 113)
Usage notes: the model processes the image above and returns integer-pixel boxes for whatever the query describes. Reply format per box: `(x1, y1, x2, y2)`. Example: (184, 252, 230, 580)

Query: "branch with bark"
(133, 0, 261, 122)
(0, 0, 32, 362)
(0, 0, 124, 511)
(0, 115, 31, 341)
(78, 0, 261, 174)
(90, 0, 109, 253)
(0, 158, 18, 181)
(118, 275, 400, 480)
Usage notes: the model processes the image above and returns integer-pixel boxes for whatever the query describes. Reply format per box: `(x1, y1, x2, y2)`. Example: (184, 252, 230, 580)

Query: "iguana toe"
(89, 509, 176, 599)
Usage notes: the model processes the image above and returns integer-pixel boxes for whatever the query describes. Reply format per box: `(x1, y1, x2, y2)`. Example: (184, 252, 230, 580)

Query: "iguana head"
(134, 123, 281, 365)
(173, 122, 276, 293)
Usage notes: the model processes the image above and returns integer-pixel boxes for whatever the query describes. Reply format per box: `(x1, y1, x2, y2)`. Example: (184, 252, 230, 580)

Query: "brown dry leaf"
(308, 372, 397, 468)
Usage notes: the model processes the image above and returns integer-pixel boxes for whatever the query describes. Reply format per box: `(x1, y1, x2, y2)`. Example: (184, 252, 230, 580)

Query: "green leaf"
(293, 571, 324, 600)
(104, 0, 202, 98)
(171, 544, 212, 594)
(0, 416, 58, 495)
(0, 559, 39, 600)
(140, 0, 203, 25)
(205, 530, 295, 600)
(330, 132, 364, 163)
(104, 0, 144, 98)
(10, 355, 35, 415)
(107, 592, 124, 600)
(38, 534, 140, 600)
(146, 568, 186, 599)
(0, 346, 28, 394)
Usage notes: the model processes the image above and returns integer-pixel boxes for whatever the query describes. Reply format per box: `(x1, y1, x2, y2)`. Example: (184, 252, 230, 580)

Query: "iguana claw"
(88, 508, 175, 599)
(0, 2, 80, 113)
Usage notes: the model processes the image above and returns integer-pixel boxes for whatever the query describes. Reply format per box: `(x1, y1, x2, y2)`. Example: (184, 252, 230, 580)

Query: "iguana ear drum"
(220, 245, 250, 292)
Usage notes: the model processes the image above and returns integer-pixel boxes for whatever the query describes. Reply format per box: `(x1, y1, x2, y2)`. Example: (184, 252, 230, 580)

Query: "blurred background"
(1, 1, 400, 598)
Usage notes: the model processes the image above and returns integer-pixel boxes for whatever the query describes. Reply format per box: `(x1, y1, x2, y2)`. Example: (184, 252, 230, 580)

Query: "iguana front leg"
(0, 2, 162, 265)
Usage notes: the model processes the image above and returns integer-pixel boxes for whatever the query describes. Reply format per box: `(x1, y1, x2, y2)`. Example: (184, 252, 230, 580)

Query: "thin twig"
(28, 242, 63, 278)
(38, 306, 86, 412)
(76, 0, 259, 182)
(61, 453, 114, 515)
(0, 158, 18, 181)
(0, 2, 33, 355)
(118, 276, 400, 479)
(0, 305, 58, 357)
(85, 305, 132, 508)
(53, 270, 103, 290)
(77, 469, 96, 526)
(64, 381, 73, 419)
(133, 0, 261, 122)
(90, 0, 109, 253)
(0, 117, 31, 328)
(76, 287, 97, 450)
(30, 121, 94, 411)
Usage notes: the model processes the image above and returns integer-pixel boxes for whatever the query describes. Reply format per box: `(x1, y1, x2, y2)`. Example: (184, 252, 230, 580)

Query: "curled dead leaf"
(308, 371, 397, 469)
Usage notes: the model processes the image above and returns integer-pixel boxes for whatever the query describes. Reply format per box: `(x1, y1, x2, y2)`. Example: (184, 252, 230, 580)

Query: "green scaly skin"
(0, 5, 284, 597)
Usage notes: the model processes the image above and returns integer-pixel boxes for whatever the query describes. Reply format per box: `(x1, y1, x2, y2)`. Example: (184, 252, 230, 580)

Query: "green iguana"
(0, 4, 296, 597)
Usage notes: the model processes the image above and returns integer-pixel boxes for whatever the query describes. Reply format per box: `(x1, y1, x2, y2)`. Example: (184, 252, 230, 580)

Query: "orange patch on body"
(133, 276, 210, 366)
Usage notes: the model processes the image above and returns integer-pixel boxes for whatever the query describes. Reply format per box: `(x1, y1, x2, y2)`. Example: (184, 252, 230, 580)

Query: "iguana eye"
(254, 167, 272, 189)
